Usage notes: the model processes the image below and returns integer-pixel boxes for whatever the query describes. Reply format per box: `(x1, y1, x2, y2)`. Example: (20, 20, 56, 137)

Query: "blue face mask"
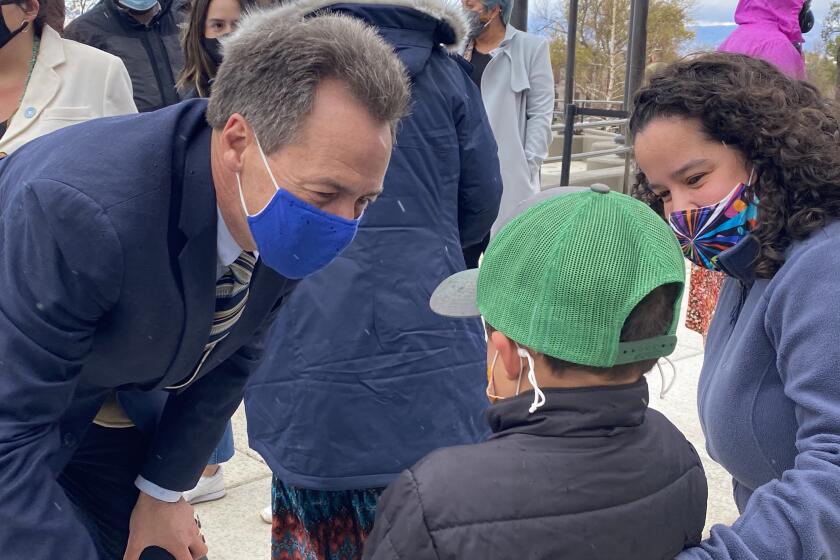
(116, 0, 159, 12)
(236, 135, 360, 279)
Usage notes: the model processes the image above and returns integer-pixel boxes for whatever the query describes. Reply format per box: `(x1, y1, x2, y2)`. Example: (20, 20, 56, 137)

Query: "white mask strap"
(656, 357, 677, 399)
(237, 133, 280, 218)
(236, 172, 251, 218)
(254, 134, 280, 191)
(518, 347, 546, 414)
(486, 351, 500, 400)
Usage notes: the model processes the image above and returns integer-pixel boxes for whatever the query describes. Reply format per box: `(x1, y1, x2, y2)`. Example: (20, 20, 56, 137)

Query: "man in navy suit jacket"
(0, 7, 408, 560)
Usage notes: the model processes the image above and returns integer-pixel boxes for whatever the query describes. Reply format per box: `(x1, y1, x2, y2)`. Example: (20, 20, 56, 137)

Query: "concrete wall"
(542, 129, 628, 192)
(548, 133, 584, 158)
(548, 129, 621, 158)
(586, 155, 626, 171)
(581, 132, 620, 154)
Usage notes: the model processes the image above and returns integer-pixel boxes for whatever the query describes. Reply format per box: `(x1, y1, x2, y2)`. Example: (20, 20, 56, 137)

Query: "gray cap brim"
(429, 268, 481, 317)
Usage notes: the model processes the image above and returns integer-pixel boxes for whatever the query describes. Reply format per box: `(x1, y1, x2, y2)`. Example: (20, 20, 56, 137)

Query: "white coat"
(468, 25, 555, 230)
(0, 25, 137, 157)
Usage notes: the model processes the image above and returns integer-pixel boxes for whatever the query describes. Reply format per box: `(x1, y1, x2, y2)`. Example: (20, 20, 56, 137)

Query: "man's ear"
(219, 113, 252, 174)
(490, 331, 522, 381)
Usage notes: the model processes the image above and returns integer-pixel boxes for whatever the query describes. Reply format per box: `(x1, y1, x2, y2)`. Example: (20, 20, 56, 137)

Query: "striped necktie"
(167, 251, 256, 390)
(208, 251, 256, 344)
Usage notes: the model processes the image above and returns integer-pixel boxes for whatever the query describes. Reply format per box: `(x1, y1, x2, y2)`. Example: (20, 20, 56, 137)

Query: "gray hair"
(206, 7, 410, 154)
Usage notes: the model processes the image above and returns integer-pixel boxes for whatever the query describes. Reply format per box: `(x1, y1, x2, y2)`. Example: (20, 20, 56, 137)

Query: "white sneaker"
(260, 505, 272, 524)
(183, 466, 226, 505)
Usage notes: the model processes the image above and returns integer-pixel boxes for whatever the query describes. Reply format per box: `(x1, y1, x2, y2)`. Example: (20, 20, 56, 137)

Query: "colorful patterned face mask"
(668, 180, 758, 271)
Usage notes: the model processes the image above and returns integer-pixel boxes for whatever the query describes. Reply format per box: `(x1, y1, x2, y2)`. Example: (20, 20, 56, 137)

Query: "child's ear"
(490, 331, 522, 381)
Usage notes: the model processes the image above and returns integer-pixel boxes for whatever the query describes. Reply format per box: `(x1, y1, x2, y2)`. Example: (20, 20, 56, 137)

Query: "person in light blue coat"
(631, 52, 840, 559)
(461, 0, 555, 266)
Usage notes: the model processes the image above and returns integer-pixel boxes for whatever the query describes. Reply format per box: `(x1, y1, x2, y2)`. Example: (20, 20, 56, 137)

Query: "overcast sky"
(689, 0, 829, 48)
(690, 0, 739, 26)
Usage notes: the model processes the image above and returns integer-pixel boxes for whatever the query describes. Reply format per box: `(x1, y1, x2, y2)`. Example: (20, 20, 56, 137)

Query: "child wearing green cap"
(362, 186, 708, 560)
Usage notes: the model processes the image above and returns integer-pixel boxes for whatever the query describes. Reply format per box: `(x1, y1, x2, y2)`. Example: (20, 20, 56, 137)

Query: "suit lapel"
(158, 122, 218, 389)
(152, 103, 298, 391)
(190, 264, 268, 375)
(2, 27, 63, 149)
(179, 263, 295, 387)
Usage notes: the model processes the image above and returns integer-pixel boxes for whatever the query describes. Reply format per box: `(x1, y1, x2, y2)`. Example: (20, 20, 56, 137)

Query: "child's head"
(431, 186, 685, 412)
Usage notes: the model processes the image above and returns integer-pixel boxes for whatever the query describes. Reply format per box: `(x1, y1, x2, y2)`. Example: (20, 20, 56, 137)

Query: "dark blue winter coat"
(244, 1, 503, 491)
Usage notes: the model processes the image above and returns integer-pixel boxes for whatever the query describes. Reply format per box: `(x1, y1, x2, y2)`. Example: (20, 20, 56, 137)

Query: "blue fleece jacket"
(678, 220, 840, 559)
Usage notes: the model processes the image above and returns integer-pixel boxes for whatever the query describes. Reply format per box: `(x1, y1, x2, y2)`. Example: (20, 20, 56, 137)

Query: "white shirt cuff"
(134, 475, 183, 503)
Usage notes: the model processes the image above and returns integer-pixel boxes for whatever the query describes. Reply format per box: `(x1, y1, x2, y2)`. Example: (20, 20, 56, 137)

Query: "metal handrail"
(550, 124, 623, 133)
(559, 105, 629, 185)
(568, 146, 630, 161)
(573, 99, 624, 105)
(557, 0, 648, 193)
(552, 118, 628, 133)
(543, 146, 630, 165)
(579, 118, 627, 129)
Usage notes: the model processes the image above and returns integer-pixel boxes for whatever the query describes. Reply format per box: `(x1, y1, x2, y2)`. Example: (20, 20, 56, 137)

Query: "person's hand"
(123, 492, 208, 560)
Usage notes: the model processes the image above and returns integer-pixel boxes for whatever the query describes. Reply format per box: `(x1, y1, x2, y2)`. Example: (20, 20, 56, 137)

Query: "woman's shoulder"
(785, 220, 840, 261)
(767, 220, 840, 297)
(507, 27, 549, 51)
(57, 35, 126, 69)
(40, 25, 125, 71)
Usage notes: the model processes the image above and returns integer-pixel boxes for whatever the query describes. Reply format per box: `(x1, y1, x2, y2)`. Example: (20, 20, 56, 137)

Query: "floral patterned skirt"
(271, 477, 384, 560)
(686, 264, 726, 337)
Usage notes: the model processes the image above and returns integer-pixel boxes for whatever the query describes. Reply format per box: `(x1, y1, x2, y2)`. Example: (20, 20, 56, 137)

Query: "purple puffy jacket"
(718, 0, 807, 79)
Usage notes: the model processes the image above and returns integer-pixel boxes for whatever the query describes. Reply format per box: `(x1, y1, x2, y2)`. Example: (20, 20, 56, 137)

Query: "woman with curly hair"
(681, 0, 814, 341)
(630, 52, 840, 559)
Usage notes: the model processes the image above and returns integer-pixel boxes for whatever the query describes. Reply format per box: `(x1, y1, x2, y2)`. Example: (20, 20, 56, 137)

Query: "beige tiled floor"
(198, 292, 739, 558)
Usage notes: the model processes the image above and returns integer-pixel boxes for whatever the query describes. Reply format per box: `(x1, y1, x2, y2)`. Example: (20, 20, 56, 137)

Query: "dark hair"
(488, 283, 681, 381)
(630, 52, 840, 279)
(177, 0, 252, 97)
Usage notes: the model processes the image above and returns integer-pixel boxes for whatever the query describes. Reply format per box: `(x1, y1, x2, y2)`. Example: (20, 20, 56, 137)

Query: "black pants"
(58, 424, 179, 560)
(462, 233, 491, 269)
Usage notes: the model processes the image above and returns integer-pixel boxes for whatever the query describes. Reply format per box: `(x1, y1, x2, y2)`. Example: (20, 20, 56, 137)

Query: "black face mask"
(0, 0, 29, 50)
(201, 36, 223, 67)
(799, 1, 814, 34)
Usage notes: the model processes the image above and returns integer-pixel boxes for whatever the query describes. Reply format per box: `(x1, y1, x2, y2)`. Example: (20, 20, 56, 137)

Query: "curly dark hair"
(629, 52, 840, 279)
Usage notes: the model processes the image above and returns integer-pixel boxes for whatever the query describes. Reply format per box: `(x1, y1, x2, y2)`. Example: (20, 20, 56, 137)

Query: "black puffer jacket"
(65, 0, 184, 112)
(364, 379, 707, 560)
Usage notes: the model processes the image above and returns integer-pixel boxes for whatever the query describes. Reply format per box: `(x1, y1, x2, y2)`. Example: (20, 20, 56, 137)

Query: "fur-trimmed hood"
(266, 0, 470, 53)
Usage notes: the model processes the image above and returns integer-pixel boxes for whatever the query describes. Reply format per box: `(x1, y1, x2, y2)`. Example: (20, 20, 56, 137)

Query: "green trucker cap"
(430, 185, 685, 367)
